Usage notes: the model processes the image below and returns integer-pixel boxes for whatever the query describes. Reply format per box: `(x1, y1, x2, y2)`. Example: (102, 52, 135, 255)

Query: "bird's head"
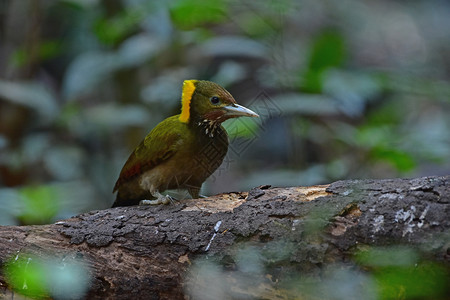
(179, 80, 259, 125)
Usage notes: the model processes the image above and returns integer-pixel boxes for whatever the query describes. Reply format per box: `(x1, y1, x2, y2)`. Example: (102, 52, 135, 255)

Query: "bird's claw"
(139, 194, 176, 205)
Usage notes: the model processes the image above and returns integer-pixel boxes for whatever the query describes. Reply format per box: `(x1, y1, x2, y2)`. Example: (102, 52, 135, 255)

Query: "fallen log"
(0, 176, 449, 299)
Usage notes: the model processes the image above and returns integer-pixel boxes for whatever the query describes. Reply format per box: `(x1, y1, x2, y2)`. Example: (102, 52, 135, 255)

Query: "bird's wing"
(113, 116, 184, 192)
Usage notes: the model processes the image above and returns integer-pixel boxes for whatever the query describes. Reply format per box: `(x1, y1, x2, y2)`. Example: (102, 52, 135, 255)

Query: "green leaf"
(223, 117, 260, 139)
(93, 6, 150, 45)
(371, 147, 416, 172)
(62, 51, 119, 100)
(18, 185, 59, 225)
(355, 247, 449, 299)
(170, 0, 228, 30)
(10, 40, 62, 68)
(302, 31, 346, 93)
(63, 35, 160, 100)
(0, 80, 59, 119)
(5, 256, 48, 298)
(375, 263, 448, 299)
(308, 31, 345, 71)
(5, 254, 91, 299)
(355, 247, 419, 267)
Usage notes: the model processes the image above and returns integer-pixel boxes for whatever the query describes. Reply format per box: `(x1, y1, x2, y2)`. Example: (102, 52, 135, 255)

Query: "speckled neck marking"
(198, 119, 220, 138)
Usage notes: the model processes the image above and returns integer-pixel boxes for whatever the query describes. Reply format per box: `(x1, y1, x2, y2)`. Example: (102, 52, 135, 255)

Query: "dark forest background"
(1, 1, 450, 299)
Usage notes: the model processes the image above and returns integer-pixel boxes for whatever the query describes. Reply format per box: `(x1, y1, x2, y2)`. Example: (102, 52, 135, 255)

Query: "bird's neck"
(189, 115, 223, 138)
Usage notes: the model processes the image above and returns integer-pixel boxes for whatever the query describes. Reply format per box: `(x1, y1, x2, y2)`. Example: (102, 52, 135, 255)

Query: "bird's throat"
(197, 119, 221, 138)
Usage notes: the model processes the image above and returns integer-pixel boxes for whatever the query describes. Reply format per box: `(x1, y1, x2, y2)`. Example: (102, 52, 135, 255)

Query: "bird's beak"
(223, 104, 259, 118)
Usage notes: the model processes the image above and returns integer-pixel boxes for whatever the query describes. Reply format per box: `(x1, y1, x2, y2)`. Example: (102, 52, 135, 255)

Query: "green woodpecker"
(112, 80, 258, 207)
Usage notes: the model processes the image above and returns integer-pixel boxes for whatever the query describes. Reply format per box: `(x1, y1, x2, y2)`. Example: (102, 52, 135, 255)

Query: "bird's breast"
(139, 129, 228, 192)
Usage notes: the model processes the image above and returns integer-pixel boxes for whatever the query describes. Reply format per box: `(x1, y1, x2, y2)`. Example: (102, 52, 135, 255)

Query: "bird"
(112, 80, 259, 207)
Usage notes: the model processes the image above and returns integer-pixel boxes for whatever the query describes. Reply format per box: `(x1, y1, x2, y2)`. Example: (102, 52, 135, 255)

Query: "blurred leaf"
(0, 80, 59, 119)
(0, 188, 22, 225)
(302, 31, 346, 93)
(141, 70, 199, 110)
(376, 263, 449, 300)
(170, 0, 228, 30)
(383, 73, 450, 101)
(223, 117, 260, 139)
(186, 258, 228, 299)
(326, 159, 349, 179)
(59, 0, 99, 9)
(365, 100, 401, 127)
(22, 133, 51, 164)
(0, 134, 9, 149)
(45, 257, 91, 299)
(302, 268, 378, 300)
(63, 34, 162, 100)
(43, 146, 84, 180)
(309, 31, 345, 71)
(94, 5, 151, 45)
(372, 147, 416, 172)
(62, 51, 119, 100)
(10, 49, 27, 68)
(260, 240, 295, 263)
(117, 34, 162, 66)
(410, 112, 450, 160)
(210, 61, 246, 87)
(84, 104, 150, 129)
(11, 40, 62, 67)
(355, 126, 392, 148)
(0, 181, 98, 225)
(18, 185, 59, 225)
(355, 247, 449, 299)
(302, 70, 323, 93)
(237, 12, 278, 38)
(323, 70, 382, 117)
(5, 254, 91, 299)
(52, 180, 100, 214)
(60, 104, 151, 138)
(235, 246, 263, 274)
(355, 247, 419, 267)
(202, 36, 267, 58)
(355, 125, 417, 172)
(5, 256, 48, 298)
(273, 94, 340, 116)
(141, 7, 174, 40)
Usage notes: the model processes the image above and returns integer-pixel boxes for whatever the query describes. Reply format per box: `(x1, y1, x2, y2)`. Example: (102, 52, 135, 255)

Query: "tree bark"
(0, 176, 449, 299)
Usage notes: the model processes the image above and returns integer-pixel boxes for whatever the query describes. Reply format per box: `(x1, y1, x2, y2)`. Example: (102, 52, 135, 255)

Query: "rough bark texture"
(0, 176, 449, 299)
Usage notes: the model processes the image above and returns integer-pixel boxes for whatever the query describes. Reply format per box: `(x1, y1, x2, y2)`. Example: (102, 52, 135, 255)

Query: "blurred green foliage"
(302, 31, 346, 93)
(0, 0, 449, 225)
(171, 0, 228, 30)
(355, 247, 449, 299)
(5, 257, 48, 298)
(18, 185, 59, 225)
(4, 253, 90, 299)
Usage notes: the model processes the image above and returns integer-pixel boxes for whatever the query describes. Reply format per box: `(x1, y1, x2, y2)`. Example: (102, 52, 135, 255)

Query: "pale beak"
(223, 104, 259, 118)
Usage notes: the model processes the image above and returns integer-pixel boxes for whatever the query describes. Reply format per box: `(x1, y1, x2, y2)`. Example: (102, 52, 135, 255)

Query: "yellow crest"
(179, 80, 197, 123)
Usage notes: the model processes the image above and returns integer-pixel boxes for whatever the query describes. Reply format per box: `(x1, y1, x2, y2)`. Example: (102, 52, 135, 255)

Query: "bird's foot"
(139, 194, 176, 205)
(198, 194, 208, 198)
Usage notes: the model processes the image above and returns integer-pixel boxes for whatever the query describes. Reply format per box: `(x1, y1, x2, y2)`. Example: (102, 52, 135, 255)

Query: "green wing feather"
(113, 116, 184, 192)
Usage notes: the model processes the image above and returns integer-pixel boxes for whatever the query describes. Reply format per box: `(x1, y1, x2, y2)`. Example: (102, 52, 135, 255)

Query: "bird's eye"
(210, 96, 220, 105)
